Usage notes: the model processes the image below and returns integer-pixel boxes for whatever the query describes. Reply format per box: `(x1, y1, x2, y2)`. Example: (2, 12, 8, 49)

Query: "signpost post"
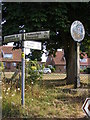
(4, 30, 50, 106)
(70, 20, 85, 88)
(20, 30, 25, 106)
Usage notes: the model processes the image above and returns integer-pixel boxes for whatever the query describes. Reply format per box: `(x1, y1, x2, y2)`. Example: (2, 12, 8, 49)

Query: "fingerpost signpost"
(70, 20, 85, 88)
(4, 30, 50, 106)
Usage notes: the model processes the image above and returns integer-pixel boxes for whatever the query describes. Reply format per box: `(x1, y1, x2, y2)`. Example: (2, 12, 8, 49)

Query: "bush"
(80, 69, 84, 73)
(51, 67, 55, 72)
(26, 60, 43, 84)
(84, 67, 90, 74)
(47, 65, 55, 72)
(0, 62, 4, 71)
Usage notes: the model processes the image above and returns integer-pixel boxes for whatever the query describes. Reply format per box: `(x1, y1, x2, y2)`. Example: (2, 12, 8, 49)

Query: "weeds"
(2, 73, 89, 118)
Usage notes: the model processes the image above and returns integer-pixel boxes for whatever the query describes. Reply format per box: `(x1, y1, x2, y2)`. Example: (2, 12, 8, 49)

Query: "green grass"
(2, 73, 90, 118)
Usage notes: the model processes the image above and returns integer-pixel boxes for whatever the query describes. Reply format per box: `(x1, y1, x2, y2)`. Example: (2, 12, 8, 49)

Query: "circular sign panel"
(70, 20, 85, 42)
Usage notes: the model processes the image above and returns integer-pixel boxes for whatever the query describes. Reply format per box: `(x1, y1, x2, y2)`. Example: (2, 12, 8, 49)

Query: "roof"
(80, 52, 90, 66)
(0, 46, 21, 62)
(46, 50, 66, 66)
(53, 50, 66, 65)
(46, 50, 90, 66)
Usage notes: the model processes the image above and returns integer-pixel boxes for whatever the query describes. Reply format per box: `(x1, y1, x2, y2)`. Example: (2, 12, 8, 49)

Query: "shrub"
(26, 60, 43, 84)
(84, 67, 90, 74)
(47, 65, 55, 72)
(0, 62, 4, 71)
(50, 67, 55, 72)
(80, 69, 84, 73)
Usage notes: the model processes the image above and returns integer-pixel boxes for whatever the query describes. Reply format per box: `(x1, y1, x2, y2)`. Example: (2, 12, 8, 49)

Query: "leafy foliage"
(28, 49, 42, 61)
(2, 2, 90, 84)
(0, 62, 4, 71)
(84, 67, 90, 74)
(2, 2, 90, 53)
(26, 60, 43, 84)
(47, 65, 56, 72)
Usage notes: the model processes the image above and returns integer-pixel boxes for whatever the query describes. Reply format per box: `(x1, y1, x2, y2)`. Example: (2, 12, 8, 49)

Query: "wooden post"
(77, 42, 80, 87)
(74, 42, 80, 89)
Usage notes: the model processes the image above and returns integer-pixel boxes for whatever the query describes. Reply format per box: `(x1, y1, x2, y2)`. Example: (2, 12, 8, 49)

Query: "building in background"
(0, 46, 21, 71)
(80, 52, 90, 70)
(1, 46, 90, 73)
(46, 49, 66, 73)
(46, 49, 90, 73)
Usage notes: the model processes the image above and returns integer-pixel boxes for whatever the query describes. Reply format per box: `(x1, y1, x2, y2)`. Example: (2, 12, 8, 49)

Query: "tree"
(62, 3, 90, 84)
(28, 49, 42, 61)
(2, 2, 90, 85)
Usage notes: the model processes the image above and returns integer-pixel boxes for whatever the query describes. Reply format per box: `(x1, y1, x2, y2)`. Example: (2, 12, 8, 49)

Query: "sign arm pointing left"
(4, 31, 50, 44)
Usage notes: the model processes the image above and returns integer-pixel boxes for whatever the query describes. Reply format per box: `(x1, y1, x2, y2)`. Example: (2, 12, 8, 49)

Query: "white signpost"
(82, 98, 90, 118)
(4, 31, 50, 43)
(24, 41, 42, 50)
(25, 31, 49, 40)
(4, 30, 50, 106)
(70, 20, 85, 88)
(4, 34, 22, 43)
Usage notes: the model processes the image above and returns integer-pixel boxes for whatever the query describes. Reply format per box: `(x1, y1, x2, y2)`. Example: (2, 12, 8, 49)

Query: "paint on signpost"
(22, 52, 25, 58)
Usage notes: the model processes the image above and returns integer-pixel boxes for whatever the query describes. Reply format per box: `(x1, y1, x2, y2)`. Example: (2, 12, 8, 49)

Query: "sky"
(6, 42, 47, 62)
